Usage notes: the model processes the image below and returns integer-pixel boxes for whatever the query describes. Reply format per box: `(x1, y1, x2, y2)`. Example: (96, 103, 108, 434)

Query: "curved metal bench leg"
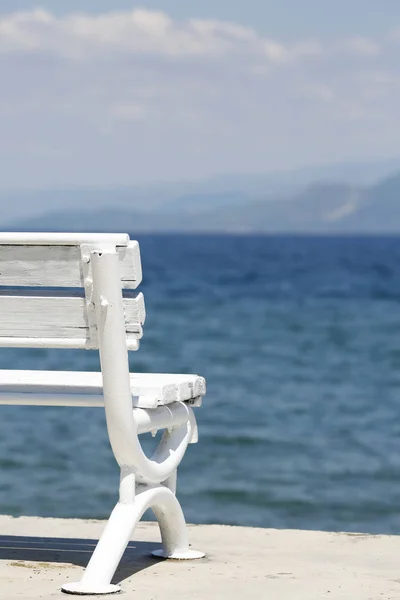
(62, 480, 204, 595)
(62, 500, 139, 595)
(147, 484, 204, 560)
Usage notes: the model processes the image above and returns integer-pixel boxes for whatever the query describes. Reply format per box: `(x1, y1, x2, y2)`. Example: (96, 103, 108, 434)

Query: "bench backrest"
(0, 233, 145, 350)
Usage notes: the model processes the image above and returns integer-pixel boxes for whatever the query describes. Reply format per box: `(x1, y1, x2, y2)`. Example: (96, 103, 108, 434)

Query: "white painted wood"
(0, 233, 129, 246)
(0, 241, 142, 288)
(0, 393, 105, 407)
(0, 337, 140, 350)
(135, 374, 206, 404)
(0, 392, 201, 410)
(0, 370, 205, 407)
(0, 291, 145, 347)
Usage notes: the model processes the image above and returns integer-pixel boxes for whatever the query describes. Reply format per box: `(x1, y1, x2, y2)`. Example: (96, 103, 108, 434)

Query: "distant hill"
(1, 157, 399, 223)
(205, 158, 400, 197)
(183, 183, 363, 233)
(165, 191, 248, 214)
(336, 173, 400, 232)
(4, 169, 400, 234)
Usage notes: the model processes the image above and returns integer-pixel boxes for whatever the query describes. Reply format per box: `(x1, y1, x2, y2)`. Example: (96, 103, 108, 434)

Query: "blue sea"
(1, 234, 400, 534)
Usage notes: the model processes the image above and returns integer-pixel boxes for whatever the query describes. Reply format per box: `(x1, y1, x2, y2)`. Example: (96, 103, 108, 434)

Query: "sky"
(0, 1, 400, 190)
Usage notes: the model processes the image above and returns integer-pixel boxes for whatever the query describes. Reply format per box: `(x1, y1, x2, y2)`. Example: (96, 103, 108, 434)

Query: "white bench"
(0, 232, 205, 595)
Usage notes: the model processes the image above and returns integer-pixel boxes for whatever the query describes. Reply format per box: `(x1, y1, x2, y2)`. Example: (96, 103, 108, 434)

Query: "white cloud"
(340, 36, 380, 57)
(0, 8, 289, 62)
(0, 8, 398, 190)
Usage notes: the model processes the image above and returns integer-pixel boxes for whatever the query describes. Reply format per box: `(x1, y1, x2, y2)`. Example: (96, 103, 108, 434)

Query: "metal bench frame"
(0, 233, 205, 595)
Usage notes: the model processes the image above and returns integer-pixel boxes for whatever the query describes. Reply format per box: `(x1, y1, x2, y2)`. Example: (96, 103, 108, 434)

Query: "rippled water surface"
(1, 235, 400, 534)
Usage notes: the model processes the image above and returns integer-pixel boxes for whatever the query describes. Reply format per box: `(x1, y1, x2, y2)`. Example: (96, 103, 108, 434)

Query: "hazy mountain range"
(3, 160, 400, 234)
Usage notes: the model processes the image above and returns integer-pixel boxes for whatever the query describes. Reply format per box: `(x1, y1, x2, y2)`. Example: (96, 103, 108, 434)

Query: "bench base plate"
(61, 582, 121, 595)
(151, 548, 205, 560)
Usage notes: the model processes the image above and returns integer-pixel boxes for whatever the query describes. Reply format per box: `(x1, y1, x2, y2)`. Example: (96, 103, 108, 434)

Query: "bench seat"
(0, 369, 205, 409)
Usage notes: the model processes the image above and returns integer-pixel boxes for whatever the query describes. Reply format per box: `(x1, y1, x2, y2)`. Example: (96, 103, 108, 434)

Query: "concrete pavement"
(0, 515, 399, 599)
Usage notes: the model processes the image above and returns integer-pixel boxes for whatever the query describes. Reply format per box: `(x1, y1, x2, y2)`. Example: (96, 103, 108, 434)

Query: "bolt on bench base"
(61, 582, 121, 596)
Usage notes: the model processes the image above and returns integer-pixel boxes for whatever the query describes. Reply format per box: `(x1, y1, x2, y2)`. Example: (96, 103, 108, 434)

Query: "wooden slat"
(0, 241, 142, 289)
(0, 233, 130, 246)
(0, 291, 145, 348)
(0, 393, 105, 407)
(0, 337, 140, 350)
(0, 370, 206, 408)
(138, 374, 207, 403)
